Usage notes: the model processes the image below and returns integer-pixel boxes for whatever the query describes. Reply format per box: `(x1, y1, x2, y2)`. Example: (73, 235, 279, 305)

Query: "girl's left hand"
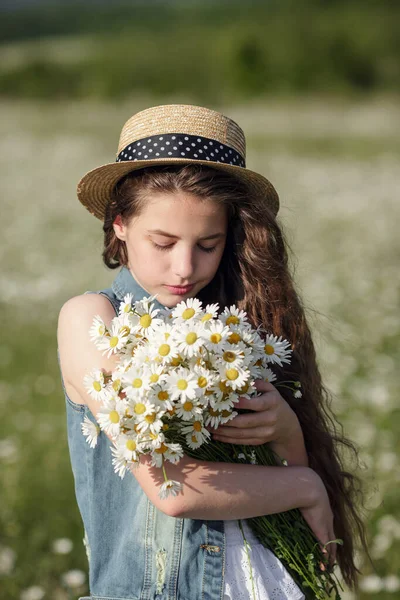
(209, 379, 300, 446)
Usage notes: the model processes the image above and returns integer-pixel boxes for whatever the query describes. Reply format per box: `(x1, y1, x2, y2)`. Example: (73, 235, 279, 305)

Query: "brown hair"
(103, 163, 369, 588)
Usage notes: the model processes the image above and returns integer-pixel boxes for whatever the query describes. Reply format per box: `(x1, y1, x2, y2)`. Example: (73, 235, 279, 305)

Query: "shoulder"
(58, 292, 117, 333)
(57, 293, 119, 383)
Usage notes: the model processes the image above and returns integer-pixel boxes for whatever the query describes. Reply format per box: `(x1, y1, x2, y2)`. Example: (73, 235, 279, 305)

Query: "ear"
(113, 214, 126, 241)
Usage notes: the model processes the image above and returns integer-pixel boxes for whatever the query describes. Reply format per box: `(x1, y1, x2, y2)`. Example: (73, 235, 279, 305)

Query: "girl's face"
(113, 191, 228, 308)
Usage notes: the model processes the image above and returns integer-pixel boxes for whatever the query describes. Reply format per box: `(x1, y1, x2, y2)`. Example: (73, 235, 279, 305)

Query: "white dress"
(223, 519, 305, 600)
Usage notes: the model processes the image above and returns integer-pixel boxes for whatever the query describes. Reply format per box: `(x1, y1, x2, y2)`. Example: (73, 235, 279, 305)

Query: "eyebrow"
(147, 229, 226, 241)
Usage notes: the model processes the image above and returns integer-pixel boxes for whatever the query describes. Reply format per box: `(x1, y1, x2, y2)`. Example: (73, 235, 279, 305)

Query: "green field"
(0, 96, 399, 599)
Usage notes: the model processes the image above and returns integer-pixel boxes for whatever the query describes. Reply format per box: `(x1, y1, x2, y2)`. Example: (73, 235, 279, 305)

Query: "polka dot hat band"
(76, 104, 280, 220)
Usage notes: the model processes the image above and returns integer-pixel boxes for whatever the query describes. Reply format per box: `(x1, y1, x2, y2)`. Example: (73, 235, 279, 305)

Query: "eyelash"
(152, 242, 217, 254)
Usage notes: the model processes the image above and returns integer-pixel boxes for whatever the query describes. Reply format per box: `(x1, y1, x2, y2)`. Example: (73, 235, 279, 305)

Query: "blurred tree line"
(0, 0, 398, 101)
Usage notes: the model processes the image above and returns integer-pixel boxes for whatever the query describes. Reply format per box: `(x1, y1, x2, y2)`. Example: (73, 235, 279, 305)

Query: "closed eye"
(152, 242, 217, 254)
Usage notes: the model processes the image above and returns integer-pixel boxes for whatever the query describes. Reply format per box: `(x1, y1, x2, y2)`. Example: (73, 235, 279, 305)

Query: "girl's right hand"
(300, 474, 337, 569)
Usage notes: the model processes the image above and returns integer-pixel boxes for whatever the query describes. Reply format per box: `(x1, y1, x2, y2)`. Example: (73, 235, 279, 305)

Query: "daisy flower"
(294, 390, 302, 398)
(258, 366, 277, 384)
(112, 432, 142, 462)
(119, 293, 134, 315)
(142, 362, 168, 387)
(220, 306, 250, 330)
(181, 419, 211, 449)
(97, 396, 126, 439)
(166, 367, 199, 402)
(151, 442, 184, 468)
(171, 297, 203, 324)
(89, 315, 107, 344)
(158, 479, 182, 500)
(133, 296, 163, 334)
(201, 320, 230, 353)
(192, 365, 217, 396)
(175, 397, 203, 421)
(221, 365, 250, 391)
(215, 344, 247, 371)
(135, 405, 165, 436)
(96, 321, 130, 358)
(219, 408, 239, 425)
(209, 392, 238, 412)
(148, 383, 175, 411)
(261, 334, 292, 366)
(83, 369, 110, 403)
(81, 415, 100, 448)
(174, 322, 207, 359)
(204, 407, 223, 429)
(147, 325, 180, 364)
(200, 303, 220, 323)
(121, 365, 151, 398)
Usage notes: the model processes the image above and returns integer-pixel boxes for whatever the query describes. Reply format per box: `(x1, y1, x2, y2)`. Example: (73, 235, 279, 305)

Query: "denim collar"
(111, 266, 166, 311)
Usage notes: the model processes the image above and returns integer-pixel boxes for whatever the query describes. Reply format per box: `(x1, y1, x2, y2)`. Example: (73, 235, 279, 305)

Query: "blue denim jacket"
(59, 266, 226, 600)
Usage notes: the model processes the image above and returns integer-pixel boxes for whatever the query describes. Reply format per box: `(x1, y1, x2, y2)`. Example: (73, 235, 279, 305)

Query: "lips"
(164, 283, 194, 294)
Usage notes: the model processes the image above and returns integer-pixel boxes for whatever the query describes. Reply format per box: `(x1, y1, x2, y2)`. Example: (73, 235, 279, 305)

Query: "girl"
(57, 104, 367, 600)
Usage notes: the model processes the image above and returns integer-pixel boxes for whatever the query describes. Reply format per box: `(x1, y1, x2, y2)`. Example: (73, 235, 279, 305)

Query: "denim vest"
(59, 266, 226, 600)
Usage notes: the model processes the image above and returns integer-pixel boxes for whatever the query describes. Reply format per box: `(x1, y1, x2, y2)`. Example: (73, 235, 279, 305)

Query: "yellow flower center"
(162, 423, 169, 431)
(183, 401, 193, 411)
(93, 381, 102, 392)
(109, 410, 120, 423)
(186, 332, 197, 345)
(177, 379, 188, 390)
(201, 313, 212, 322)
(150, 373, 159, 383)
(193, 421, 202, 432)
(145, 413, 156, 423)
(237, 382, 249, 394)
(155, 443, 168, 454)
(164, 332, 170, 339)
(223, 351, 236, 363)
(210, 333, 222, 344)
(126, 440, 136, 451)
(109, 336, 119, 348)
(140, 314, 152, 328)
(221, 410, 232, 418)
(218, 380, 230, 393)
(226, 315, 240, 325)
(191, 434, 198, 443)
(228, 332, 241, 344)
(226, 368, 239, 380)
(119, 325, 130, 337)
(158, 391, 169, 401)
(182, 308, 195, 320)
(134, 403, 146, 415)
(158, 343, 170, 356)
(264, 344, 275, 355)
(133, 378, 142, 388)
(149, 432, 158, 440)
(171, 356, 182, 366)
(123, 304, 131, 313)
(112, 379, 121, 391)
(209, 408, 221, 416)
(198, 376, 207, 388)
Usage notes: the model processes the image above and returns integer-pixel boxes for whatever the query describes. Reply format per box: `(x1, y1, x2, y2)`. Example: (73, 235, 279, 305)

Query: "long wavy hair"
(102, 163, 369, 589)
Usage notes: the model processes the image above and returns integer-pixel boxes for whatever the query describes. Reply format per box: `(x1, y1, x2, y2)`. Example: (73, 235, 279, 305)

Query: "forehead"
(133, 191, 228, 231)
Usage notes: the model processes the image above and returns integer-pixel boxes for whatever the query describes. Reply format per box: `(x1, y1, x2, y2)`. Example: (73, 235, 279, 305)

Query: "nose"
(172, 245, 196, 281)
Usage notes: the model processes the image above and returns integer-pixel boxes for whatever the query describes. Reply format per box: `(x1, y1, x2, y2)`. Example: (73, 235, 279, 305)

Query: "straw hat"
(77, 104, 279, 220)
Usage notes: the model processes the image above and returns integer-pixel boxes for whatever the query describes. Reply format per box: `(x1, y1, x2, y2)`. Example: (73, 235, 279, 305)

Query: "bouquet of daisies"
(82, 294, 343, 600)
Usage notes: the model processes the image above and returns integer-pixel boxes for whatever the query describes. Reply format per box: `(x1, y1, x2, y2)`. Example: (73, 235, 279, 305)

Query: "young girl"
(57, 104, 367, 600)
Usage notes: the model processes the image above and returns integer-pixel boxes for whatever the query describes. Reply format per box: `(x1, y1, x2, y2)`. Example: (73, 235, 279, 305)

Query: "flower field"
(0, 96, 399, 599)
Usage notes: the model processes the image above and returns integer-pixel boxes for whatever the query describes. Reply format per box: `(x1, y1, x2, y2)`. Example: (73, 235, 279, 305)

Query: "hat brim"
(77, 158, 279, 220)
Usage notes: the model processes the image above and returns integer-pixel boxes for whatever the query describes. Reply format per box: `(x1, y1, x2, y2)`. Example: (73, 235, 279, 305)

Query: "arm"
(269, 419, 309, 467)
(57, 295, 319, 520)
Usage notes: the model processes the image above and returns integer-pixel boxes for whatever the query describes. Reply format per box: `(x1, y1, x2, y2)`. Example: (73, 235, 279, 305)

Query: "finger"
(234, 393, 277, 414)
(213, 425, 270, 440)
(213, 435, 265, 446)
(254, 379, 276, 393)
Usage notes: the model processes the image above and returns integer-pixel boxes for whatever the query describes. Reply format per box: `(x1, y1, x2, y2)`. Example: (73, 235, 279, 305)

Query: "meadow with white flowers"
(0, 96, 399, 599)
